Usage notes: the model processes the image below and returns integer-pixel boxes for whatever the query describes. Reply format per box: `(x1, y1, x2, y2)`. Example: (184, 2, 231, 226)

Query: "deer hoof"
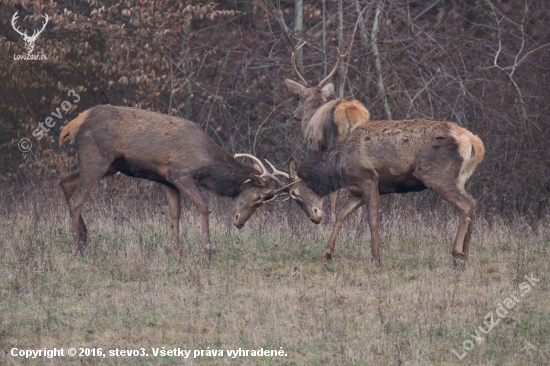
(171, 247, 182, 258)
(322, 252, 333, 262)
(452, 252, 468, 268)
(203, 248, 213, 262)
(72, 245, 84, 257)
(371, 256, 381, 266)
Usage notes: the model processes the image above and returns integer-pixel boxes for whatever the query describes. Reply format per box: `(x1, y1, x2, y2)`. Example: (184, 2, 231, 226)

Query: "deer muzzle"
(310, 207, 323, 224)
(233, 214, 245, 229)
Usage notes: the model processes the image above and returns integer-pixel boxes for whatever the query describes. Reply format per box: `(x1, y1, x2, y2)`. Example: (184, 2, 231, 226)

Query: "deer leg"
(323, 195, 364, 261)
(165, 185, 182, 257)
(359, 180, 381, 265)
(329, 191, 338, 223)
(66, 161, 115, 255)
(168, 176, 212, 261)
(60, 171, 88, 245)
(461, 211, 474, 263)
(426, 184, 476, 266)
(60, 167, 118, 247)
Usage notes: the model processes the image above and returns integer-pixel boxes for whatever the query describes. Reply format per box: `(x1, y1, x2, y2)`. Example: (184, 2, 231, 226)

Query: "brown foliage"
(0, 0, 549, 214)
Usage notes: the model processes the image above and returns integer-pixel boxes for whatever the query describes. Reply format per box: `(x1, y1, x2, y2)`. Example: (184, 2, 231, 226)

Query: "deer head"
(233, 154, 299, 228)
(286, 157, 324, 224)
(233, 174, 276, 229)
(12, 11, 49, 54)
(285, 42, 347, 122)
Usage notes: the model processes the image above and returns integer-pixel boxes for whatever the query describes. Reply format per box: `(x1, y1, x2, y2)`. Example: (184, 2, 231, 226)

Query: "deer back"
(338, 120, 484, 179)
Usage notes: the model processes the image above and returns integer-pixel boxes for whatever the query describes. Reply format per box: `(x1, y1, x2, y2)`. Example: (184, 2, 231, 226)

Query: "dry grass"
(0, 178, 549, 365)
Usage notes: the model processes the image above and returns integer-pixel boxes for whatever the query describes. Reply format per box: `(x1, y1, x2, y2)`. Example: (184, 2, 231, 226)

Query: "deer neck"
(298, 149, 344, 197)
(196, 153, 255, 198)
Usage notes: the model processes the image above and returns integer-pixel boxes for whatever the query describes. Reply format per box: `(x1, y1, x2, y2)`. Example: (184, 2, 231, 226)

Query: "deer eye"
(256, 195, 262, 200)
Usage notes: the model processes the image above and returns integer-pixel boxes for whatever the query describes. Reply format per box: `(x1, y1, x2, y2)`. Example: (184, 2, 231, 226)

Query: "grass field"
(0, 178, 549, 365)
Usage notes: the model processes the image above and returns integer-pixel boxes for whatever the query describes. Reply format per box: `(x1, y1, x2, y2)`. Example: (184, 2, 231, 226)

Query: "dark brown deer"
(286, 119, 485, 266)
(59, 105, 291, 258)
(285, 42, 371, 217)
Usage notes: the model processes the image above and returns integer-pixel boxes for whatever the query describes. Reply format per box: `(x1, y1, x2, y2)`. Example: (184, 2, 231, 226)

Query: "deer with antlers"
(286, 119, 484, 266)
(59, 105, 294, 258)
(285, 42, 371, 218)
(11, 11, 49, 54)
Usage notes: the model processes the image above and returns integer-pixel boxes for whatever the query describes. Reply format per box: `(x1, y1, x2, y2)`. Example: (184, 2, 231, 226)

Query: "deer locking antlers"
(234, 154, 301, 203)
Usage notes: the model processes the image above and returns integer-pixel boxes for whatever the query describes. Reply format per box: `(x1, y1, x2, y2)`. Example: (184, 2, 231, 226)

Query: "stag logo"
(12, 11, 48, 60)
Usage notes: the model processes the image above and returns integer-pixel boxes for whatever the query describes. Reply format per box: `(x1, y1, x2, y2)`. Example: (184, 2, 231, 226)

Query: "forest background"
(0, 0, 549, 216)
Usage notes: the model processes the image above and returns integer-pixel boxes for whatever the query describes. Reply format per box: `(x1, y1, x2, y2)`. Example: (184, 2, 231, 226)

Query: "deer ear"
(285, 79, 305, 95)
(249, 174, 266, 187)
(288, 157, 298, 180)
(321, 83, 335, 99)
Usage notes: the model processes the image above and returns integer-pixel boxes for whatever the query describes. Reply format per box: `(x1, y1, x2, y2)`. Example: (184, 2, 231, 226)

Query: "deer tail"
(59, 110, 90, 146)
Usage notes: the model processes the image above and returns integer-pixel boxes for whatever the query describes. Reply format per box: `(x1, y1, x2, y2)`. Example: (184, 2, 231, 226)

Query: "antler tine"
(262, 179, 302, 203)
(291, 41, 308, 86)
(38, 13, 49, 33)
(264, 159, 289, 179)
(11, 12, 26, 37)
(234, 153, 285, 187)
(318, 47, 349, 87)
(234, 153, 266, 175)
(29, 13, 49, 40)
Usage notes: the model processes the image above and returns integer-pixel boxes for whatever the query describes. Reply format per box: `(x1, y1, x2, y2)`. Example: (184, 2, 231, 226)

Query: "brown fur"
(289, 119, 485, 266)
(59, 105, 278, 257)
(59, 109, 90, 145)
(286, 77, 372, 217)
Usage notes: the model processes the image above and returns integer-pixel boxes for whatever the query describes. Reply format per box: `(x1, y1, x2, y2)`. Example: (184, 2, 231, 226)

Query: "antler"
(30, 13, 49, 41)
(234, 154, 301, 203)
(262, 178, 302, 203)
(234, 153, 285, 188)
(291, 41, 308, 86)
(317, 48, 348, 87)
(11, 12, 27, 38)
(11, 11, 48, 41)
(264, 159, 289, 179)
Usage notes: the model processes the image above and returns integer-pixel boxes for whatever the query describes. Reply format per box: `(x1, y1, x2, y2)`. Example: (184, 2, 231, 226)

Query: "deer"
(285, 119, 485, 266)
(284, 42, 371, 219)
(58, 105, 294, 258)
(11, 11, 49, 54)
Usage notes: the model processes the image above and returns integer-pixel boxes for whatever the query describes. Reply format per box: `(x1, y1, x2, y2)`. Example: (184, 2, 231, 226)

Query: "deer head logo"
(11, 11, 49, 54)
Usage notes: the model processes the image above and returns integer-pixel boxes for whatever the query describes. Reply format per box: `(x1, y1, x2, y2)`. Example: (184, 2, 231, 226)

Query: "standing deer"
(286, 119, 484, 265)
(11, 11, 49, 54)
(59, 105, 292, 258)
(285, 42, 371, 218)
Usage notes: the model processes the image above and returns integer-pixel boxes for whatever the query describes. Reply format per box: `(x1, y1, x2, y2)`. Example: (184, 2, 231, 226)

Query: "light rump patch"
(59, 109, 90, 145)
(449, 124, 485, 164)
(334, 99, 370, 132)
(448, 125, 485, 188)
